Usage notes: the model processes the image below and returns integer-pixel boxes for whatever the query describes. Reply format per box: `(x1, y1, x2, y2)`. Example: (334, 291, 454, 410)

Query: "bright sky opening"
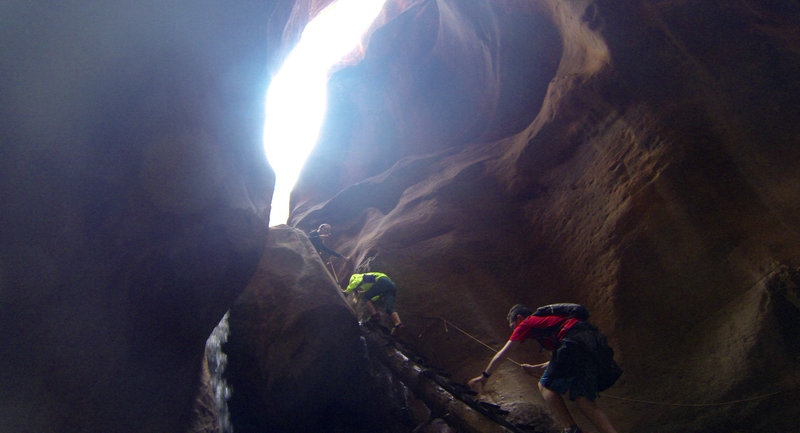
(264, 0, 387, 226)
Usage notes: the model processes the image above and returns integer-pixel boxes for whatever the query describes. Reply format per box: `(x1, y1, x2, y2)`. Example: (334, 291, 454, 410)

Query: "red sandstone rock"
(223, 225, 410, 433)
(287, 1, 800, 432)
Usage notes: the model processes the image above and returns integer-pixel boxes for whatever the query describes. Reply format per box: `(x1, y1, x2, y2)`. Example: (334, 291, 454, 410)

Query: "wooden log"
(365, 332, 518, 433)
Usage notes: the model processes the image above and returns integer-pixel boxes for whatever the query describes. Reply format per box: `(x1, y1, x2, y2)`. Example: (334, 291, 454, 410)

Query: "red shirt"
(509, 315, 582, 350)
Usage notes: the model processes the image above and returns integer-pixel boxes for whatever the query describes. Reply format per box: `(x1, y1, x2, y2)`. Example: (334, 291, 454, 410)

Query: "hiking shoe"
(390, 323, 405, 336)
(362, 314, 381, 329)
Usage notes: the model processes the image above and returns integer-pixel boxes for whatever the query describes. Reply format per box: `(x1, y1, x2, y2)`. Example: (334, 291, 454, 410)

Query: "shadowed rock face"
(1, 2, 274, 432)
(285, 0, 800, 432)
(223, 226, 409, 433)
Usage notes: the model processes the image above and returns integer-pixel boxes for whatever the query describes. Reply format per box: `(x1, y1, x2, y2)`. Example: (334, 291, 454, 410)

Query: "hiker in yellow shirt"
(345, 272, 403, 334)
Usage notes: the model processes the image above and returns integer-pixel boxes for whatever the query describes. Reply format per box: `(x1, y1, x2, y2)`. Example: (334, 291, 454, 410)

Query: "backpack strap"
(527, 317, 570, 349)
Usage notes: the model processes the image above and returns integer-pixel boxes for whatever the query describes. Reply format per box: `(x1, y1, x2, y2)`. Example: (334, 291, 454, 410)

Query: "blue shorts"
(539, 334, 601, 401)
(361, 276, 397, 314)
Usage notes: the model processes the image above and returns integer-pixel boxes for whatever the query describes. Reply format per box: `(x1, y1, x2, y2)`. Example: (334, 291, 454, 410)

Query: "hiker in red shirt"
(468, 304, 621, 433)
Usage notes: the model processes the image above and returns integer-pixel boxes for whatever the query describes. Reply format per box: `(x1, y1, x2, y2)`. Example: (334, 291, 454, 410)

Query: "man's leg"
(574, 397, 618, 433)
(366, 300, 378, 317)
(538, 382, 576, 429)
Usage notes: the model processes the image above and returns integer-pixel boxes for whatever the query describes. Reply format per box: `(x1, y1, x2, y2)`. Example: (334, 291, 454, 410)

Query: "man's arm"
(310, 234, 343, 257)
(468, 340, 520, 388)
(317, 242, 343, 258)
(521, 362, 549, 377)
(343, 276, 362, 294)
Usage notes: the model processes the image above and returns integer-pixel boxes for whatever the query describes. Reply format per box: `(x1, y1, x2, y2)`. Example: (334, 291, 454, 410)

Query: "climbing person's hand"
(468, 375, 488, 390)
(521, 362, 548, 377)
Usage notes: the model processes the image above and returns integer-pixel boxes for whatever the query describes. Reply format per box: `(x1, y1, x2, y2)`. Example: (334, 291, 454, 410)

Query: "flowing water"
(205, 311, 233, 433)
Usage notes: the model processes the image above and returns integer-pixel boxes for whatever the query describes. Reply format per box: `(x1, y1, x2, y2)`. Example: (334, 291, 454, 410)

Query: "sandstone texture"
(285, 1, 800, 432)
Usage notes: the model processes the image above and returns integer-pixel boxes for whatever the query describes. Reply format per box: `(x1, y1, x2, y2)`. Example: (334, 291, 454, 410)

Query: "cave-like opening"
(263, 0, 387, 226)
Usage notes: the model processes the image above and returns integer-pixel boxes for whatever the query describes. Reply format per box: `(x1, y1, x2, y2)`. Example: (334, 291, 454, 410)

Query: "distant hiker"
(345, 272, 404, 334)
(308, 223, 350, 280)
(468, 304, 622, 433)
(309, 223, 347, 259)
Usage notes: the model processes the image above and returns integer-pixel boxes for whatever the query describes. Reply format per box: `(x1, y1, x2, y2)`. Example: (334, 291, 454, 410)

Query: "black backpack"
(595, 333, 623, 391)
(549, 309, 622, 392)
(533, 303, 590, 320)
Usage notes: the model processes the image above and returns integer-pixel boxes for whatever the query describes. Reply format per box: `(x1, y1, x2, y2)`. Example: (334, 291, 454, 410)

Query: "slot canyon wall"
(286, 0, 800, 432)
(1, 2, 275, 432)
(2, 0, 800, 433)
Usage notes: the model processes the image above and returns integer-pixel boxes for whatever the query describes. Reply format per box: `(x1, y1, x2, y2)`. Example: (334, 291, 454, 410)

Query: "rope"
(416, 314, 797, 408)
(431, 316, 522, 366)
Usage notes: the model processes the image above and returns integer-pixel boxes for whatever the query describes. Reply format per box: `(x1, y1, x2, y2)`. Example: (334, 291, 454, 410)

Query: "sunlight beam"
(264, 0, 387, 226)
